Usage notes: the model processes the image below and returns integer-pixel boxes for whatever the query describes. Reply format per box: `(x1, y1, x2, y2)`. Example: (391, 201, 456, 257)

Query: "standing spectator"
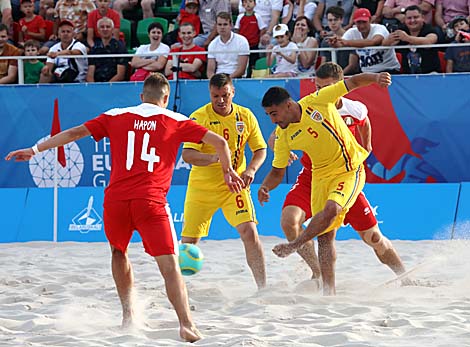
(87, 0, 120, 48)
(0, 24, 20, 84)
(282, 0, 317, 31)
(18, 0, 46, 46)
(320, 6, 351, 69)
(314, 0, 355, 41)
(267, 23, 298, 77)
(330, 8, 400, 74)
(206, 12, 250, 79)
(54, 0, 96, 42)
(290, 16, 318, 77)
(164, 22, 206, 80)
(239, 0, 283, 47)
(86, 17, 127, 82)
(445, 16, 470, 72)
(23, 39, 45, 83)
(383, 0, 435, 25)
(39, 20, 88, 83)
(384, 5, 440, 73)
(194, 0, 230, 48)
(130, 22, 170, 81)
(163, 0, 201, 47)
(434, 0, 470, 42)
(349, 0, 385, 25)
(234, 0, 267, 77)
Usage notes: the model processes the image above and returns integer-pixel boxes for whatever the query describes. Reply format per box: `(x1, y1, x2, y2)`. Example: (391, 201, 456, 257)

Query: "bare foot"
(121, 308, 134, 329)
(180, 324, 203, 343)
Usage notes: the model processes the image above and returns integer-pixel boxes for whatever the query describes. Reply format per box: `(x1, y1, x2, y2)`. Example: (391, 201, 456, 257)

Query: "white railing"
(1, 42, 469, 84)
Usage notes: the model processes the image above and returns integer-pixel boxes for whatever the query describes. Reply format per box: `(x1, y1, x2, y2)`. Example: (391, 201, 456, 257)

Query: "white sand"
(1, 236, 470, 347)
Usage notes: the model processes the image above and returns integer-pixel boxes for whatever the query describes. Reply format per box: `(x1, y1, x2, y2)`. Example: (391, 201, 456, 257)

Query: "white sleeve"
(342, 27, 356, 40)
(234, 13, 243, 29)
(207, 40, 216, 59)
(374, 24, 390, 39)
(237, 35, 250, 55)
(238, 0, 244, 14)
(282, 4, 289, 19)
(255, 13, 268, 29)
(338, 98, 368, 121)
(272, 0, 284, 12)
(304, 3, 316, 20)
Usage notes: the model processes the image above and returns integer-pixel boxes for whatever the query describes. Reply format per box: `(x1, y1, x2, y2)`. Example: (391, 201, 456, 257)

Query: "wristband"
(32, 144, 40, 155)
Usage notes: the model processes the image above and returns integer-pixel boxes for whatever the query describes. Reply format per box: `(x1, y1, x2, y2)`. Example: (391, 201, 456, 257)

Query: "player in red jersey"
(268, 62, 408, 284)
(5, 73, 244, 343)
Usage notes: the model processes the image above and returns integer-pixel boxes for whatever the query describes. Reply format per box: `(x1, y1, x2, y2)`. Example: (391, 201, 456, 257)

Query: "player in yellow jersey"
(181, 73, 267, 289)
(258, 69, 392, 295)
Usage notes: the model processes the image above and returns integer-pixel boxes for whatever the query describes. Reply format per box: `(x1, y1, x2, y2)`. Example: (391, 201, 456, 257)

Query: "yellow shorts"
(311, 165, 365, 235)
(182, 186, 257, 238)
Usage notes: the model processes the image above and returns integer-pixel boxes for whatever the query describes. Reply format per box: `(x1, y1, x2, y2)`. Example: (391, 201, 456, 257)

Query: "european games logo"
(69, 196, 102, 233)
(28, 135, 84, 187)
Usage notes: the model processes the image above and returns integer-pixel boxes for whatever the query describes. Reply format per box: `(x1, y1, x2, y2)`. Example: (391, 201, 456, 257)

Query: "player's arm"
(182, 148, 219, 166)
(357, 116, 372, 152)
(200, 130, 244, 193)
(242, 148, 267, 186)
(345, 71, 391, 91)
(5, 125, 91, 162)
(257, 166, 286, 206)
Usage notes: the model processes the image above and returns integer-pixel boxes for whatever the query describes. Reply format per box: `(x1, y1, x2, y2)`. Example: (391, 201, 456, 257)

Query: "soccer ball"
(178, 243, 204, 276)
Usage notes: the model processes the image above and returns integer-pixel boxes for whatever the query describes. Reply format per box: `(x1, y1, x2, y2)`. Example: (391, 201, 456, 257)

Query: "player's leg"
(103, 199, 135, 327)
(236, 221, 266, 289)
(134, 200, 201, 342)
(345, 192, 406, 275)
(317, 228, 337, 296)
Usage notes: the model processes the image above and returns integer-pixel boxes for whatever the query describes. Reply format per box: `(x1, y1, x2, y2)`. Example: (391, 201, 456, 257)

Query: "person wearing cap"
(330, 7, 400, 74)
(444, 16, 470, 72)
(266, 23, 298, 77)
(383, 5, 440, 74)
(39, 19, 88, 83)
(206, 12, 250, 79)
(162, 0, 201, 47)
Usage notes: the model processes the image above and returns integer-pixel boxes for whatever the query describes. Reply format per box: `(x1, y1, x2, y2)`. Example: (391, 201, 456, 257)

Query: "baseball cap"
(353, 8, 371, 22)
(273, 23, 289, 37)
(58, 19, 75, 28)
(450, 15, 468, 29)
(185, 0, 199, 6)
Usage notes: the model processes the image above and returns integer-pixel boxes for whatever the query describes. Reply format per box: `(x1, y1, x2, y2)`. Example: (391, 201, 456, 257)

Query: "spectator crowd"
(0, 0, 469, 84)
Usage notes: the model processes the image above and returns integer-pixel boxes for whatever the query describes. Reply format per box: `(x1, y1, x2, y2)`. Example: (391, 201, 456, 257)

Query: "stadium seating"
(136, 17, 169, 45)
(120, 18, 135, 53)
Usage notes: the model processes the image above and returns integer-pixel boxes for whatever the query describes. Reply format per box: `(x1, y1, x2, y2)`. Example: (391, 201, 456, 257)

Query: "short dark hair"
(209, 73, 233, 89)
(0, 23, 8, 33)
(294, 16, 315, 36)
(405, 5, 422, 14)
(24, 39, 41, 49)
(316, 62, 344, 80)
(326, 6, 345, 19)
(216, 12, 232, 24)
(148, 22, 164, 34)
(262, 87, 291, 108)
(142, 72, 170, 102)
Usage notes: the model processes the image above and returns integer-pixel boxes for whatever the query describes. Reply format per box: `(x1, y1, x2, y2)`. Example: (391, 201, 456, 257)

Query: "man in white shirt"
(329, 8, 401, 74)
(207, 12, 250, 79)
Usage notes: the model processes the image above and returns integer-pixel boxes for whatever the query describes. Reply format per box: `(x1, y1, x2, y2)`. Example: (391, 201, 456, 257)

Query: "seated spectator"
(383, 0, 435, 25)
(39, 20, 88, 83)
(195, 0, 230, 48)
(54, 0, 96, 42)
(349, 0, 384, 25)
(86, 17, 127, 82)
(313, 0, 355, 41)
(445, 16, 470, 72)
(282, 0, 317, 31)
(207, 12, 250, 79)
(435, 0, 470, 42)
(383, 5, 440, 73)
(330, 8, 400, 74)
(290, 16, 318, 77)
(234, 0, 267, 77)
(87, 0, 120, 48)
(113, 0, 153, 19)
(266, 23, 297, 77)
(164, 22, 206, 80)
(130, 22, 170, 81)
(319, 6, 351, 69)
(23, 39, 44, 83)
(18, 0, 46, 47)
(0, 23, 20, 84)
(163, 0, 201, 47)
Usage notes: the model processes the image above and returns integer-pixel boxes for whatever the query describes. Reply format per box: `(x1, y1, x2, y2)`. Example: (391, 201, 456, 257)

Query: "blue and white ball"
(178, 243, 204, 276)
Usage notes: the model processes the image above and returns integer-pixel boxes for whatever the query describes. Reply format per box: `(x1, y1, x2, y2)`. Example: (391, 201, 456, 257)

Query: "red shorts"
(103, 199, 178, 257)
(283, 169, 377, 231)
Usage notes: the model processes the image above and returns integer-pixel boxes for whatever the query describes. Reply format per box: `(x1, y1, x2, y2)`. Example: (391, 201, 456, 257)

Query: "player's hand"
(5, 148, 35, 161)
(287, 151, 298, 166)
(376, 72, 392, 88)
(240, 168, 256, 186)
(257, 185, 270, 206)
(272, 242, 297, 258)
(224, 168, 245, 194)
